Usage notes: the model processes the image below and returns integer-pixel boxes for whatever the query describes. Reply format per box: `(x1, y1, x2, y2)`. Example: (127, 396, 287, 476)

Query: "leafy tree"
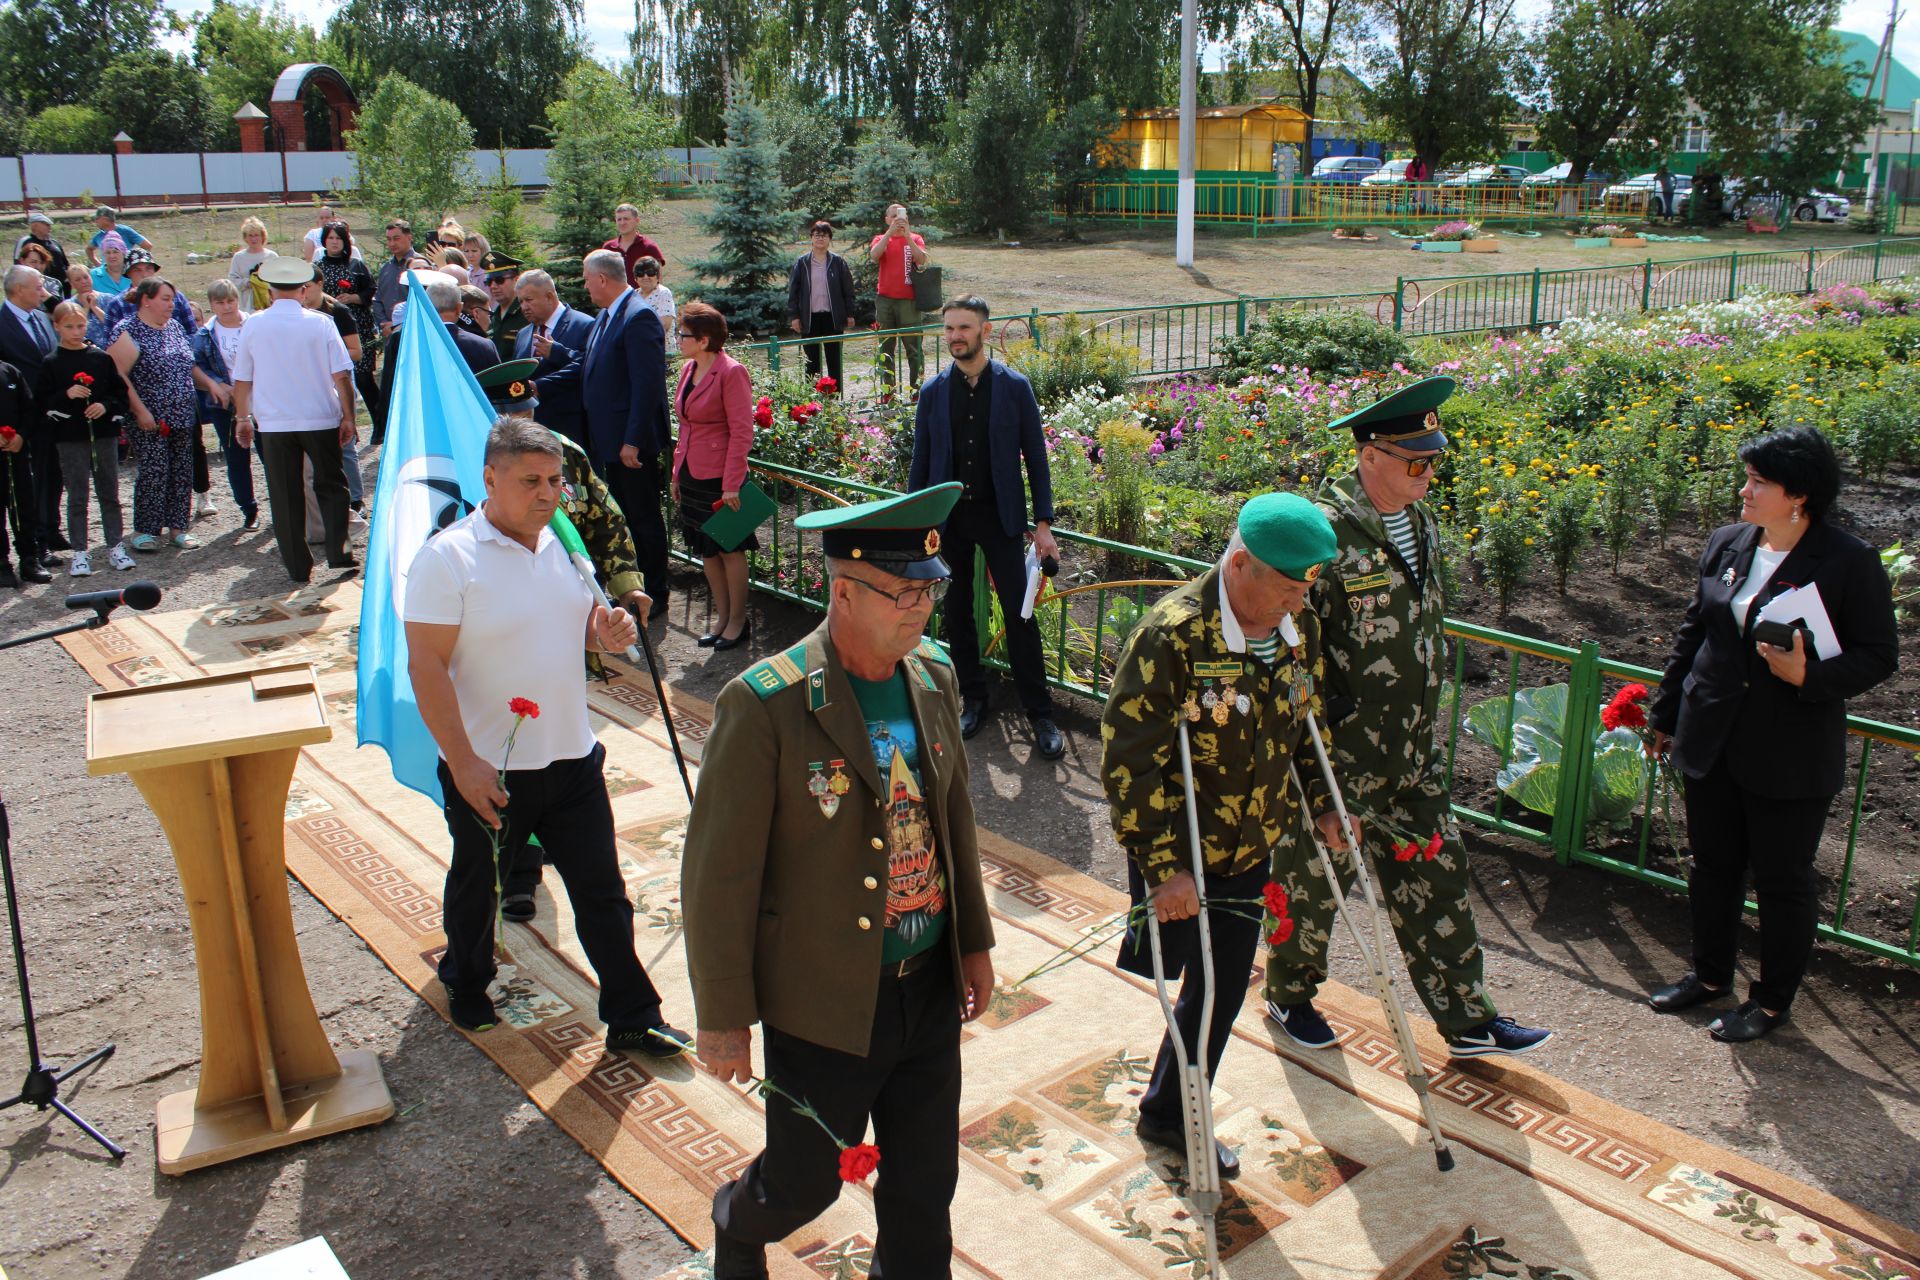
(23, 104, 116, 154)
(1243, 0, 1366, 155)
(477, 146, 540, 260)
(0, 0, 167, 115)
(327, 0, 586, 146)
(1361, 0, 1525, 172)
(346, 74, 475, 233)
(191, 0, 334, 149)
(941, 52, 1053, 240)
(90, 49, 215, 153)
(542, 62, 675, 261)
(763, 92, 856, 226)
(1528, 0, 1684, 186)
(687, 88, 797, 336)
(835, 117, 937, 236)
(1049, 96, 1127, 229)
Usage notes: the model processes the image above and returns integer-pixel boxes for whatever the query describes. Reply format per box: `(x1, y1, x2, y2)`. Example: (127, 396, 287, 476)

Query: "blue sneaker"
(1447, 1016, 1553, 1059)
(1266, 998, 1339, 1049)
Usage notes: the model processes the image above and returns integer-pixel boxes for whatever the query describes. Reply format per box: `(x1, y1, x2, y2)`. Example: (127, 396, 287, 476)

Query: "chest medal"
(808, 761, 839, 819)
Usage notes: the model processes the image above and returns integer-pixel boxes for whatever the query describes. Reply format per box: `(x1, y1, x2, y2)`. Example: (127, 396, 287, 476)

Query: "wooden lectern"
(86, 663, 393, 1174)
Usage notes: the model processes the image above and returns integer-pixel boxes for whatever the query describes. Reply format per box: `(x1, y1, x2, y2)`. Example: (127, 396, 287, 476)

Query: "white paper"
(1756, 581, 1841, 660)
(1279, 613, 1302, 648)
(1019, 545, 1044, 620)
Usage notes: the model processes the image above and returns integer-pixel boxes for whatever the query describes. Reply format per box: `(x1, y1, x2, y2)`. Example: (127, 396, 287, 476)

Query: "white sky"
(162, 0, 1919, 107)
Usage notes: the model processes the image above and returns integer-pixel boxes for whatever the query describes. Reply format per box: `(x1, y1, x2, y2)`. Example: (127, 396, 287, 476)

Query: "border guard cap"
(477, 358, 540, 414)
(1330, 375, 1455, 452)
(479, 250, 523, 278)
(797, 482, 962, 581)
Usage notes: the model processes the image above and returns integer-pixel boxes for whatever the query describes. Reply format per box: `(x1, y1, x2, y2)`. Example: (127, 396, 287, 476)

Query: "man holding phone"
(868, 203, 929, 396)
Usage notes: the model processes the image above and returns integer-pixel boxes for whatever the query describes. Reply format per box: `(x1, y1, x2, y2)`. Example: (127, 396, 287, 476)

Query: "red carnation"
(838, 1142, 882, 1183)
(508, 697, 541, 720)
(0, 426, 15, 442)
(815, 375, 838, 395)
(1393, 841, 1419, 863)
(1601, 683, 1650, 732)
(1422, 833, 1443, 861)
(753, 396, 773, 429)
(158, 421, 171, 437)
(1262, 880, 1290, 918)
(74, 371, 95, 386)
(1266, 917, 1296, 946)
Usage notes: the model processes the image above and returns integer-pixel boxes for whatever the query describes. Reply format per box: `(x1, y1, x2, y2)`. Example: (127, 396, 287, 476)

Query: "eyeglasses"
(1370, 445, 1439, 477)
(673, 329, 698, 341)
(844, 575, 945, 611)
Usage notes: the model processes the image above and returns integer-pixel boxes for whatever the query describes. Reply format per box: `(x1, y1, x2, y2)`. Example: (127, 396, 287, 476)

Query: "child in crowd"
(39, 301, 134, 575)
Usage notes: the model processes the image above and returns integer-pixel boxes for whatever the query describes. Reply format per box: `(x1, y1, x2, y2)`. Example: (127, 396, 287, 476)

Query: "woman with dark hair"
(784, 220, 856, 388)
(669, 301, 757, 650)
(317, 221, 379, 440)
(107, 276, 218, 551)
(1646, 426, 1898, 1041)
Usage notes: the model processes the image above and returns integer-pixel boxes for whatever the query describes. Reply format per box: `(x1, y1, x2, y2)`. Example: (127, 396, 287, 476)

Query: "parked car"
(1359, 158, 1414, 188)
(1725, 178, 1852, 223)
(1603, 172, 1694, 216)
(1311, 155, 1384, 183)
(1521, 162, 1615, 190)
(1440, 163, 1532, 190)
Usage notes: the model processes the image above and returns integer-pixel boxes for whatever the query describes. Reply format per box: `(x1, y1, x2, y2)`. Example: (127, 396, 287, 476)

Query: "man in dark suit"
(536, 248, 671, 619)
(379, 274, 495, 398)
(0, 264, 58, 574)
(908, 295, 1064, 760)
(512, 268, 594, 449)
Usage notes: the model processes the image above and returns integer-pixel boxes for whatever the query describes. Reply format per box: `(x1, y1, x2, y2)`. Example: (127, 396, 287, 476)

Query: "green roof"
(1830, 28, 1920, 107)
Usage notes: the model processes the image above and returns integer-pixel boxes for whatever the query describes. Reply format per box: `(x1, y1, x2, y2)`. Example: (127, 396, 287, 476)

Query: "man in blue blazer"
(909, 295, 1065, 760)
(536, 249, 671, 618)
(0, 264, 58, 575)
(512, 268, 595, 450)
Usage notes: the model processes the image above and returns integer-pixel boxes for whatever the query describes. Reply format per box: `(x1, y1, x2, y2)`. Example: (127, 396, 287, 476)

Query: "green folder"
(700, 479, 776, 551)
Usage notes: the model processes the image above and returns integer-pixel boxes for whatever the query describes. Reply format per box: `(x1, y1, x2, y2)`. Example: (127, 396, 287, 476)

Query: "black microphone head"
(122, 581, 163, 611)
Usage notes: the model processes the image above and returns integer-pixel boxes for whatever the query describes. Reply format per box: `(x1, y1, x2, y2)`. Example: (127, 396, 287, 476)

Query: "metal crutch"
(1143, 721, 1225, 1277)
(1289, 725, 1455, 1172)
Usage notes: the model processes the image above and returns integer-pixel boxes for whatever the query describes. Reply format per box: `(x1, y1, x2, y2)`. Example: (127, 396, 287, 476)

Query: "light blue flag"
(356, 272, 493, 802)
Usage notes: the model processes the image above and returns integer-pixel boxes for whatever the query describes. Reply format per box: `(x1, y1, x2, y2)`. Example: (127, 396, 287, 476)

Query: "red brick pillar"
(235, 102, 268, 153)
(113, 132, 133, 155)
(270, 101, 308, 152)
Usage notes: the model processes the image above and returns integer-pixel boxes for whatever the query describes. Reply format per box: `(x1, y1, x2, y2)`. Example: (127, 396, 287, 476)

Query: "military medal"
(1234, 692, 1251, 716)
(808, 762, 839, 818)
(828, 760, 851, 803)
(1357, 557, 1372, 573)
(1181, 694, 1201, 722)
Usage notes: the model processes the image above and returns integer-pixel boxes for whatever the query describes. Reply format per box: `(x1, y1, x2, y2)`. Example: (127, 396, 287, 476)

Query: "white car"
(1725, 179, 1852, 223)
(1603, 173, 1693, 216)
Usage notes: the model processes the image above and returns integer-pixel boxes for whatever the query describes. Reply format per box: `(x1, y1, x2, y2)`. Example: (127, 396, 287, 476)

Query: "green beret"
(1328, 375, 1455, 451)
(796, 482, 963, 580)
(1237, 492, 1337, 581)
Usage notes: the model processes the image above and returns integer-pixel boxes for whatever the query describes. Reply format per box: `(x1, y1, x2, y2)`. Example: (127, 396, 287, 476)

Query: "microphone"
(64, 581, 163, 615)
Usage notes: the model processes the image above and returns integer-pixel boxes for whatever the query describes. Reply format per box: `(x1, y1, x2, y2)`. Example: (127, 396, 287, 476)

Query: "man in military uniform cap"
(683, 481, 997, 1280)
(1102, 492, 1351, 1178)
(479, 249, 526, 362)
(1262, 376, 1554, 1060)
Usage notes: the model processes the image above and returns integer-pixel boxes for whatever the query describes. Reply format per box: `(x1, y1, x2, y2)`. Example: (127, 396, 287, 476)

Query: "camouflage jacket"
(552, 427, 642, 680)
(1309, 467, 1450, 802)
(1102, 566, 1335, 886)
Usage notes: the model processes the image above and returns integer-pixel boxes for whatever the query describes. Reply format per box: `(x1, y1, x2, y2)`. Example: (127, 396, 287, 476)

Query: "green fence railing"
(672, 458, 1920, 972)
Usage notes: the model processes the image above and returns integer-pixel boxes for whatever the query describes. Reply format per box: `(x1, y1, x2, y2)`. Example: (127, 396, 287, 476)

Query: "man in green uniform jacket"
(1262, 376, 1555, 1060)
(481, 250, 528, 363)
(683, 482, 997, 1280)
(1103, 492, 1350, 1180)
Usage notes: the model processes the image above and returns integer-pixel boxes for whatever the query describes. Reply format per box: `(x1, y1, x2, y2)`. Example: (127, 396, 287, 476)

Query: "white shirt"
(211, 316, 244, 375)
(526, 300, 573, 348)
(1731, 545, 1789, 633)
(402, 506, 597, 770)
(636, 284, 675, 327)
(230, 298, 353, 432)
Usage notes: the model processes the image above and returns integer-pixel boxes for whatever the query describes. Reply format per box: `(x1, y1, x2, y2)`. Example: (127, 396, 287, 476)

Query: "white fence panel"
(23, 154, 116, 200)
(284, 151, 355, 193)
(117, 154, 199, 198)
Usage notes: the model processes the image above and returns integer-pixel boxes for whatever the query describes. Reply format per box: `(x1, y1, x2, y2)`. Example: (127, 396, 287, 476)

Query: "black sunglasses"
(1369, 444, 1439, 477)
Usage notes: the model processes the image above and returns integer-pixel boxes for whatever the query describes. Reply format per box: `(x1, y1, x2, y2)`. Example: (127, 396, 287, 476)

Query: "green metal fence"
(677, 458, 1920, 971)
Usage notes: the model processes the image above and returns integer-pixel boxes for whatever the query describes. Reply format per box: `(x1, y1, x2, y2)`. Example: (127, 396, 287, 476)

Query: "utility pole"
(1864, 0, 1903, 209)
(1176, 0, 1198, 266)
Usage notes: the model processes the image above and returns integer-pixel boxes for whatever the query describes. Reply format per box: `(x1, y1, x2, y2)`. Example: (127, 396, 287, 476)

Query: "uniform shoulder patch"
(914, 637, 953, 667)
(741, 642, 811, 700)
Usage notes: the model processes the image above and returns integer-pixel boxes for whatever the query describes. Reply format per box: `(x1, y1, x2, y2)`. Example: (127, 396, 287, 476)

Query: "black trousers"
(258, 429, 350, 581)
(436, 744, 664, 1029)
(941, 499, 1051, 719)
(599, 449, 670, 602)
(801, 311, 843, 386)
(713, 957, 962, 1279)
(28, 434, 59, 551)
(1119, 862, 1265, 1132)
(0, 444, 39, 565)
(1684, 755, 1834, 1012)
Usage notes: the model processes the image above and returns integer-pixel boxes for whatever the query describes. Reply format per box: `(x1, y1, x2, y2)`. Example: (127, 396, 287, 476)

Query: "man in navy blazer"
(909, 295, 1065, 760)
(0, 264, 59, 573)
(512, 268, 595, 449)
(537, 248, 671, 616)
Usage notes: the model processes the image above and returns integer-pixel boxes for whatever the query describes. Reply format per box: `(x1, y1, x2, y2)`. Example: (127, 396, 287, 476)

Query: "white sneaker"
(68, 550, 93, 577)
(108, 543, 136, 571)
(196, 494, 217, 518)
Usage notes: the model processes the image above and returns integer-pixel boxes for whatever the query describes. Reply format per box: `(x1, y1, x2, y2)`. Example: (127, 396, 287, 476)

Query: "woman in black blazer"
(1647, 427, 1898, 1041)
(784, 220, 856, 388)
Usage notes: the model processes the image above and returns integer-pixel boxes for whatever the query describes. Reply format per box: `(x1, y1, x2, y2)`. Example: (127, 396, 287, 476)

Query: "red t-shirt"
(869, 232, 925, 300)
(604, 233, 667, 285)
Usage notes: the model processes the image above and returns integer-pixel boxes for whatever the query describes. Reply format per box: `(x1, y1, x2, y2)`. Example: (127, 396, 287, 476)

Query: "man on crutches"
(1102, 493, 1354, 1190)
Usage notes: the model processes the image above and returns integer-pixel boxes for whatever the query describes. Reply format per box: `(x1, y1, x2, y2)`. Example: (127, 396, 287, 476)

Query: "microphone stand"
(0, 605, 127, 1158)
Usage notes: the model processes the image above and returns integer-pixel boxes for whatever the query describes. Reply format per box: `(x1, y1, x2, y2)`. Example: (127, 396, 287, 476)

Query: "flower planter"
(1573, 236, 1612, 248)
(1610, 236, 1648, 248)
(1462, 238, 1500, 252)
(1417, 240, 1464, 253)
(1331, 231, 1379, 242)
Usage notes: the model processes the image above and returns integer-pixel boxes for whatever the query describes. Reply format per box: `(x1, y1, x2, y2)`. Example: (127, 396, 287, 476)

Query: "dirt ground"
(0, 448, 1914, 1279)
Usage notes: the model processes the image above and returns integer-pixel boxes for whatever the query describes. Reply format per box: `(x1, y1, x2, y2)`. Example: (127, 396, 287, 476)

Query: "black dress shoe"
(711, 1229, 769, 1280)
(1709, 1000, 1787, 1043)
(1135, 1120, 1240, 1180)
(0, 563, 18, 589)
(40, 551, 63, 570)
(1031, 716, 1066, 760)
(327, 554, 360, 570)
(648, 593, 670, 623)
(712, 622, 752, 652)
(18, 561, 51, 584)
(1648, 972, 1731, 1013)
(959, 696, 989, 739)
(696, 632, 720, 648)
(45, 533, 71, 552)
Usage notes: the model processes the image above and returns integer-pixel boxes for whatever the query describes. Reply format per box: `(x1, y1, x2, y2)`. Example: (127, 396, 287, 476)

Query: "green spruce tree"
(478, 145, 541, 260)
(688, 87, 796, 336)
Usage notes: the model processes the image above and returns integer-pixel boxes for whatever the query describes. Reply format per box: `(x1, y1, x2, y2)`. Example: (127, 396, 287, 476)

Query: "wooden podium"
(86, 663, 393, 1174)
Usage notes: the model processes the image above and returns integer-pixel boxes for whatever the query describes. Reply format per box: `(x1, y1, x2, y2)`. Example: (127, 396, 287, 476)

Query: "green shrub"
(23, 105, 113, 154)
(1862, 314, 1920, 359)
(1005, 315, 1144, 407)
(1093, 421, 1156, 553)
(1833, 364, 1920, 476)
(1598, 452, 1649, 573)
(1540, 477, 1596, 594)
(1763, 328, 1889, 373)
(1474, 481, 1537, 621)
(1214, 306, 1414, 379)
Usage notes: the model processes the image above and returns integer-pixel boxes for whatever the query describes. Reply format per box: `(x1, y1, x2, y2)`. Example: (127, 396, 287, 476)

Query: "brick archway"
(269, 63, 358, 152)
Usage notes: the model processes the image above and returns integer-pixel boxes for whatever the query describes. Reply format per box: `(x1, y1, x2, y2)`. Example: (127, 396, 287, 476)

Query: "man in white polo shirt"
(233, 256, 358, 584)
(403, 416, 689, 1054)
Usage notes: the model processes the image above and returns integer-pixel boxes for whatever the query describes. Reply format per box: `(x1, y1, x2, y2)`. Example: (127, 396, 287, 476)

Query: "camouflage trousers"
(1261, 780, 1496, 1035)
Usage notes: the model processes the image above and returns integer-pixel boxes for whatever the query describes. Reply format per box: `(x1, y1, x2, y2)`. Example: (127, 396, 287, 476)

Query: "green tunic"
(490, 298, 527, 363)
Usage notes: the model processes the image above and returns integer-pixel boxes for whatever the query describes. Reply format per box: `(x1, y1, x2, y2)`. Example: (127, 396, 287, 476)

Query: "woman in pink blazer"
(669, 301, 757, 650)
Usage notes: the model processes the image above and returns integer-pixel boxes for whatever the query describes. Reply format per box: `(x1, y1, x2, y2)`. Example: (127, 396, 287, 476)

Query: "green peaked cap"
(1238, 491, 1338, 582)
(1328, 374, 1456, 451)
(796, 482, 963, 581)
(477, 358, 540, 412)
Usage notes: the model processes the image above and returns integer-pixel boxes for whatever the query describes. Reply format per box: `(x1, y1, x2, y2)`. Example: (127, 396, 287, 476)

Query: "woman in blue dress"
(107, 277, 217, 551)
